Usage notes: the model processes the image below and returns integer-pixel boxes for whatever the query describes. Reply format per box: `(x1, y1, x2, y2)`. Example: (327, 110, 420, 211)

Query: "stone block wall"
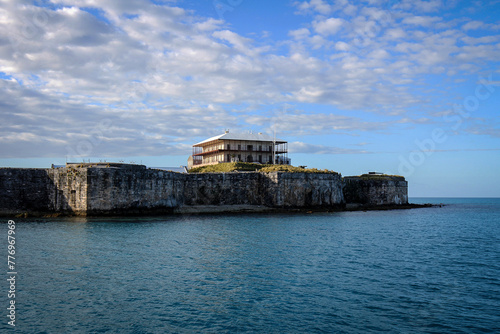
(85, 168, 184, 215)
(343, 176, 408, 205)
(85, 170, 344, 214)
(272, 172, 344, 208)
(0, 168, 53, 216)
(0, 168, 88, 216)
(47, 167, 88, 214)
(182, 172, 266, 206)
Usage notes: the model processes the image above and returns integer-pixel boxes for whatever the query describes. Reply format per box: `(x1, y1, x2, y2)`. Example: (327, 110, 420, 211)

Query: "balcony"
(193, 148, 287, 156)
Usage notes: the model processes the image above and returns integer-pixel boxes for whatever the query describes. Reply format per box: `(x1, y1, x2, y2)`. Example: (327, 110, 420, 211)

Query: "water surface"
(4, 198, 500, 333)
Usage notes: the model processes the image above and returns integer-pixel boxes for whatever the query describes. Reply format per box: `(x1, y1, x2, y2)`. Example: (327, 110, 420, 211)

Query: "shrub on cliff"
(188, 162, 263, 173)
(189, 162, 338, 174)
(259, 165, 338, 174)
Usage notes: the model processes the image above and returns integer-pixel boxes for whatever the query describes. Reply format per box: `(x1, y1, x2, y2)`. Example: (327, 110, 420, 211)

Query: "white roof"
(194, 132, 286, 146)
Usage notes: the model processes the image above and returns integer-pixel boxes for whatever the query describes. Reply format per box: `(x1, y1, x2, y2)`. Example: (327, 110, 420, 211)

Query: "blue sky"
(0, 0, 499, 197)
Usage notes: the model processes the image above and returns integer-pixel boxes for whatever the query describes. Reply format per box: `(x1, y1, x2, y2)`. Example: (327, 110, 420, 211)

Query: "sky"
(0, 0, 499, 197)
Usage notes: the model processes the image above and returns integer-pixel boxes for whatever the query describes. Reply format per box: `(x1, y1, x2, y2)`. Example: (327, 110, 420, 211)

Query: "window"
(248, 145, 253, 151)
(238, 144, 241, 150)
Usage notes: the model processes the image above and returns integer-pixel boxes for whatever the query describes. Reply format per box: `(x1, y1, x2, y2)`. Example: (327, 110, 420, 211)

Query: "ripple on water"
(10, 199, 500, 333)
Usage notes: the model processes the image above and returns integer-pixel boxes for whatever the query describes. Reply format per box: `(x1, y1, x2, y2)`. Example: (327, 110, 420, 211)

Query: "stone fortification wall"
(182, 172, 264, 206)
(85, 169, 344, 214)
(86, 168, 184, 215)
(182, 172, 344, 209)
(272, 172, 344, 208)
(0, 168, 88, 216)
(343, 176, 408, 206)
(0, 167, 407, 216)
(0, 168, 53, 216)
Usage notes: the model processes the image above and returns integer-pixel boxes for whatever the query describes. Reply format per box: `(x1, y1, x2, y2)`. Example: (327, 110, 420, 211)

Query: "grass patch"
(189, 162, 338, 174)
(259, 165, 338, 174)
(189, 162, 263, 173)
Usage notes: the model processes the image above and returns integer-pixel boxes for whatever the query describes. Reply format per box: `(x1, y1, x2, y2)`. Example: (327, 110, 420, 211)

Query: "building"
(188, 130, 290, 169)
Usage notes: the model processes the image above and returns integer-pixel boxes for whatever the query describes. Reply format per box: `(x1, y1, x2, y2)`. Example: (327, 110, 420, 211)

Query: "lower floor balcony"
(192, 156, 291, 167)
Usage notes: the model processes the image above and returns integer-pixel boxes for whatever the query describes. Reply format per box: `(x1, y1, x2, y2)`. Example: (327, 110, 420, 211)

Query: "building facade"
(188, 131, 290, 169)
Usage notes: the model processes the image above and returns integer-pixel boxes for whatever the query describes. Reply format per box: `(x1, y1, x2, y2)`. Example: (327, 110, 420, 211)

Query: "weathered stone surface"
(0, 167, 407, 216)
(0, 168, 88, 216)
(85, 168, 182, 215)
(343, 176, 408, 205)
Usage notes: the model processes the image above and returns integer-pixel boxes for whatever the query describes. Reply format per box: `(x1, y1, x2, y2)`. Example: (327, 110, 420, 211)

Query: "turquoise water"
(4, 198, 500, 333)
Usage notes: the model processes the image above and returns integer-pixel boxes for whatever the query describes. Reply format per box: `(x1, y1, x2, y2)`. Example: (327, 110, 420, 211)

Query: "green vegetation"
(259, 165, 338, 174)
(188, 162, 262, 173)
(188, 162, 338, 174)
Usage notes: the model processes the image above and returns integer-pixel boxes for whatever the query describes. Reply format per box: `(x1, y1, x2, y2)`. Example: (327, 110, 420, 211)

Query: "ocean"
(3, 198, 500, 333)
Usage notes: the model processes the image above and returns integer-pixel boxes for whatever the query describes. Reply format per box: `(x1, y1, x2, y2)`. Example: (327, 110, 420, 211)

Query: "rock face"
(343, 175, 408, 206)
(0, 167, 346, 216)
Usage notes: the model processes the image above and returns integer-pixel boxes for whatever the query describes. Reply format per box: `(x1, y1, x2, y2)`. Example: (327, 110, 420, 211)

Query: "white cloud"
(402, 15, 441, 27)
(295, 0, 333, 15)
(413, 0, 442, 13)
(395, 0, 443, 13)
(194, 18, 224, 32)
(385, 28, 406, 40)
(0, 78, 238, 158)
(212, 30, 255, 55)
(289, 141, 370, 154)
(461, 35, 500, 45)
(0, 0, 499, 159)
(335, 41, 350, 51)
(313, 17, 343, 35)
(246, 110, 391, 136)
(465, 123, 500, 138)
(289, 28, 310, 40)
(462, 20, 484, 31)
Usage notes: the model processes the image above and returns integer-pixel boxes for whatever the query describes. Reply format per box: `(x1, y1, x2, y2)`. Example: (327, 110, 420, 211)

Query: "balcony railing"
(193, 159, 290, 166)
(193, 148, 287, 156)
